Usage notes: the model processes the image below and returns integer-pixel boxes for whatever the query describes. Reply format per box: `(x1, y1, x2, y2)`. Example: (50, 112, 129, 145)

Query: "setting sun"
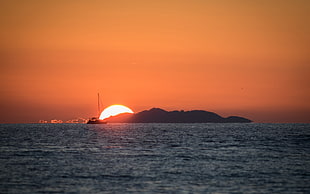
(99, 105, 134, 120)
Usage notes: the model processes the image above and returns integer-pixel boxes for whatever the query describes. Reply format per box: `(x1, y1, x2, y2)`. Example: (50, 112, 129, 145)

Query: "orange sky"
(1, 0, 309, 123)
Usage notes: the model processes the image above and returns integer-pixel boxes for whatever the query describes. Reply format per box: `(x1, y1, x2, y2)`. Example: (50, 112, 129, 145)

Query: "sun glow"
(99, 105, 134, 120)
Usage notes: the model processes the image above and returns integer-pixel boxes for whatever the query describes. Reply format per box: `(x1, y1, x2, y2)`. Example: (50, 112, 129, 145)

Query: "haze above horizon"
(1, 0, 309, 123)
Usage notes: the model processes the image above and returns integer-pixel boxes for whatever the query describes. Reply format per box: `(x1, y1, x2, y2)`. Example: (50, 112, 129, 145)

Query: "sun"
(99, 105, 134, 120)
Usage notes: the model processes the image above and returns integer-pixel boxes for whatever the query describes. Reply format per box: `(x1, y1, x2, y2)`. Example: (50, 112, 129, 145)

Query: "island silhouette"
(104, 108, 252, 123)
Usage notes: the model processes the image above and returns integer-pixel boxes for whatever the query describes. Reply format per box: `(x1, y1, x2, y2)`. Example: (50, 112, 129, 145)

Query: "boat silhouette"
(87, 93, 107, 124)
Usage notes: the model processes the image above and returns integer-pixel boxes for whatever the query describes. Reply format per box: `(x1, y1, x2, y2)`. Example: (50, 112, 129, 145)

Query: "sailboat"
(86, 93, 107, 124)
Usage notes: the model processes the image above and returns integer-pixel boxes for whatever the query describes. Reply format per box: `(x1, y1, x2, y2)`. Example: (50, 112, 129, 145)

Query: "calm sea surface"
(0, 123, 309, 193)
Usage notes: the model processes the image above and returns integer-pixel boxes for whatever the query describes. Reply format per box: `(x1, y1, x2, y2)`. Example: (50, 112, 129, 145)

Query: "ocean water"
(0, 123, 309, 193)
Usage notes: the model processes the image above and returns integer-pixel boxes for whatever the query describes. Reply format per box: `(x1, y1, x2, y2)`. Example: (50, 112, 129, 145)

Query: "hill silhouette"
(104, 108, 252, 123)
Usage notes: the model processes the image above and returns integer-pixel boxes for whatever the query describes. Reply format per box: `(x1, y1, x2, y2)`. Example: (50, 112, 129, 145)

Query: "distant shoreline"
(104, 108, 252, 123)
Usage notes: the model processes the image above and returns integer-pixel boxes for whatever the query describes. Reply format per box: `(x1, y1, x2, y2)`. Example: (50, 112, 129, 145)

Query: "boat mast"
(97, 93, 100, 118)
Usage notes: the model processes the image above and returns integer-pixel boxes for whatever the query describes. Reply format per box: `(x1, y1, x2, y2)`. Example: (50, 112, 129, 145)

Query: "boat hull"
(86, 120, 107, 124)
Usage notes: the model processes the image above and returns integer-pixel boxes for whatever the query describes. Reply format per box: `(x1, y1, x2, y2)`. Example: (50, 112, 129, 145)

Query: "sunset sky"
(1, 0, 309, 123)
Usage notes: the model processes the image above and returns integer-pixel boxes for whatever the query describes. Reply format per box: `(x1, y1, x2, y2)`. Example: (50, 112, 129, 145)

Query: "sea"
(0, 123, 309, 193)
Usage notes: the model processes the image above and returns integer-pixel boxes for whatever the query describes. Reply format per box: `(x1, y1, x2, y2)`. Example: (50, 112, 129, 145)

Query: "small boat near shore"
(87, 93, 107, 124)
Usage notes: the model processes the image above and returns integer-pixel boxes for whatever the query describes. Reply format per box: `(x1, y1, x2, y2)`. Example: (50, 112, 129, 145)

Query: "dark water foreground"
(0, 123, 309, 193)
